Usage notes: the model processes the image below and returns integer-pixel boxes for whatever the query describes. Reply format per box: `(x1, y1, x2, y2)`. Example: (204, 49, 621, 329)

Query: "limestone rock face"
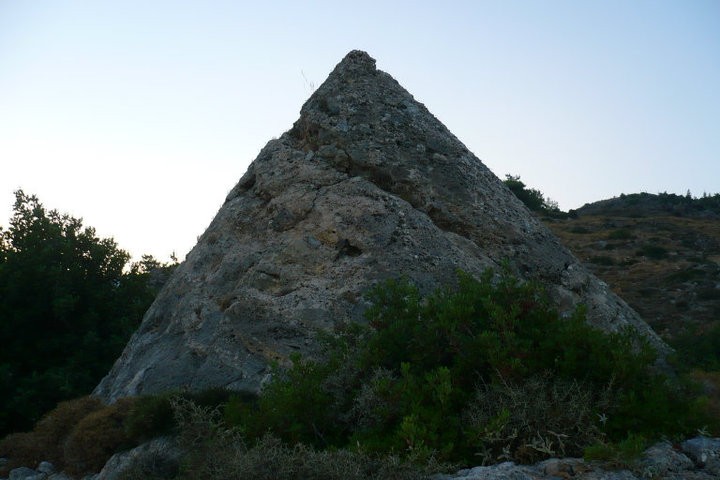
(95, 50, 667, 402)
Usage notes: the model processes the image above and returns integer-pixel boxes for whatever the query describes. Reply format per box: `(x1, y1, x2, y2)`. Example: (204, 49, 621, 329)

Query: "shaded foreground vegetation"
(2, 269, 716, 478)
(3, 184, 720, 478)
(234, 270, 715, 465)
(0, 191, 175, 436)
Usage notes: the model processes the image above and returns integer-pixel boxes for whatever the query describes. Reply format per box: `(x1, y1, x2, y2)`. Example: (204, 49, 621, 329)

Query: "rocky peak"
(94, 51, 668, 402)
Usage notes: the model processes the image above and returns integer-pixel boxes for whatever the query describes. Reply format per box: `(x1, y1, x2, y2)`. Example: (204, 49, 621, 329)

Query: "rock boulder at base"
(94, 50, 667, 402)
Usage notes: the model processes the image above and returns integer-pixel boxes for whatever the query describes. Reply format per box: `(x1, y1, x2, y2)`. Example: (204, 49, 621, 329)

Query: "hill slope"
(544, 195, 720, 338)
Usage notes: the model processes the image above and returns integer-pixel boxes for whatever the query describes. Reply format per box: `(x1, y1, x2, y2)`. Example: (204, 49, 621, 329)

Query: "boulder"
(681, 436, 720, 476)
(94, 50, 668, 402)
(7, 467, 43, 480)
(639, 441, 694, 478)
(95, 437, 180, 480)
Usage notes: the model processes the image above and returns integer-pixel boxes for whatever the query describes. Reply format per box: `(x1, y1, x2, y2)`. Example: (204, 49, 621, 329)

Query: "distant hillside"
(572, 192, 720, 219)
(543, 194, 720, 339)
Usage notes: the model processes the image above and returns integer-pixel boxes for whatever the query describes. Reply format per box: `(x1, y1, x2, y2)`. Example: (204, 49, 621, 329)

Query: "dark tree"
(0, 191, 172, 435)
(503, 175, 560, 213)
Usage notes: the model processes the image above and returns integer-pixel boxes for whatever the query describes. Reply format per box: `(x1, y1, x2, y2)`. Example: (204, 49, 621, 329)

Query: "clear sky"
(1, 1, 718, 261)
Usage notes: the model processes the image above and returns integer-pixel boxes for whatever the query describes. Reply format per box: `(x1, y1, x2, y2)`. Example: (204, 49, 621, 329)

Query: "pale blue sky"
(1, 1, 718, 260)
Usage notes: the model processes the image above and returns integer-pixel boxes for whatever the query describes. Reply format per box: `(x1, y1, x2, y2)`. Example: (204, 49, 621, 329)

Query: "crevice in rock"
(425, 207, 473, 240)
(335, 239, 362, 259)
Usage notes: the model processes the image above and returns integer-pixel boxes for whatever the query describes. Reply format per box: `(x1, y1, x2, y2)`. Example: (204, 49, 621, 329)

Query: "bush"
(63, 397, 137, 476)
(589, 255, 615, 266)
(175, 397, 434, 480)
(463, 373, 611, 464)
(697, 288, 720, 301)
(607, 229, 636, 240)
(503, 175, 561, 214)
(0, 396, 104, 471)
(12, 272, 710, 474)
(224, 269, 715, 465)
(636, 244, 668, 259)
(584, 433, 648, 468)
(671, 323, 720, 371)
(124, 387, 239, 444)
(124, 394, 177, 443)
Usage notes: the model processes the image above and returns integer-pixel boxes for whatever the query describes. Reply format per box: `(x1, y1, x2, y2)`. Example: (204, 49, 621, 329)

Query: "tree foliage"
(0, 191, 173, 436)
(503, 175, 560, 213)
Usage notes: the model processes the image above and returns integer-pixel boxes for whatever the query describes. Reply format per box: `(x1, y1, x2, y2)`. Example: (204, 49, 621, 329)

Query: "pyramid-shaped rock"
(95, 51, 667, 401)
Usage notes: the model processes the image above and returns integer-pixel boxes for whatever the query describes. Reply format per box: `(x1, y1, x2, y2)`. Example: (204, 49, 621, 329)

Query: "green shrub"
(697, 288, 720, 301)
(636, 244, 668, 259)
(176, 397, 434, 480)
(671, 323, 720, 371)
(607, 229, 636, 240)
(184, 387, 236, 408)
(667, 268, 705, 283)
(126, 388, 245, 444)
(589, 255, 615, 266)
(124, 393, 177, 443)
(619, 258, 638, 267)
(503, 175, 558, 213)
(222, 269, 714, 465)
(237, 351, 353, 447)
(584, 433, 648, 467)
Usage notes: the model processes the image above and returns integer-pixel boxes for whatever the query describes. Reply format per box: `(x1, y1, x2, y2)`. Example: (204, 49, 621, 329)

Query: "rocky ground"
(3, 436, 720, 480)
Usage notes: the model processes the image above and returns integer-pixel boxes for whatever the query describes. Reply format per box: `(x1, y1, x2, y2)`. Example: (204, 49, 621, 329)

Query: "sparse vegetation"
(503, 175, 562, 215)
(671, 323, 720, 372)
(583, 433, 648, 468)
(166, 397, 434, 480)
(608, 229, 636, 240)
(545, 208, 720, 337)
(636, 244, 668, 260)
(580, 191, 720, 218)
(589, 255, 615, 266)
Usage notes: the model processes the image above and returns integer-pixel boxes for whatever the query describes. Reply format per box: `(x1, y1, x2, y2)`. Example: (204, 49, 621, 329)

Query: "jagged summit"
(95, 51, 667, 402)
(329, 49, 377, 75)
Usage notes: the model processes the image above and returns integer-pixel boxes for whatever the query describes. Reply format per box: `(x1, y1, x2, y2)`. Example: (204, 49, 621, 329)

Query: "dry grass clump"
(0, 396, 143, 477)
(1, 389, 238, 478)
(0, 395, 104, 472)
(169, 397, 432, 480)
(463, 373, 611, 464)
(203, 435, 430, 480)
(63, 397, 136, 476)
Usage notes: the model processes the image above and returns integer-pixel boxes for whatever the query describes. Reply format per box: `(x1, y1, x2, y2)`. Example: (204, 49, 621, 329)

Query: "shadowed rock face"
(95, 50, 667, 402)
